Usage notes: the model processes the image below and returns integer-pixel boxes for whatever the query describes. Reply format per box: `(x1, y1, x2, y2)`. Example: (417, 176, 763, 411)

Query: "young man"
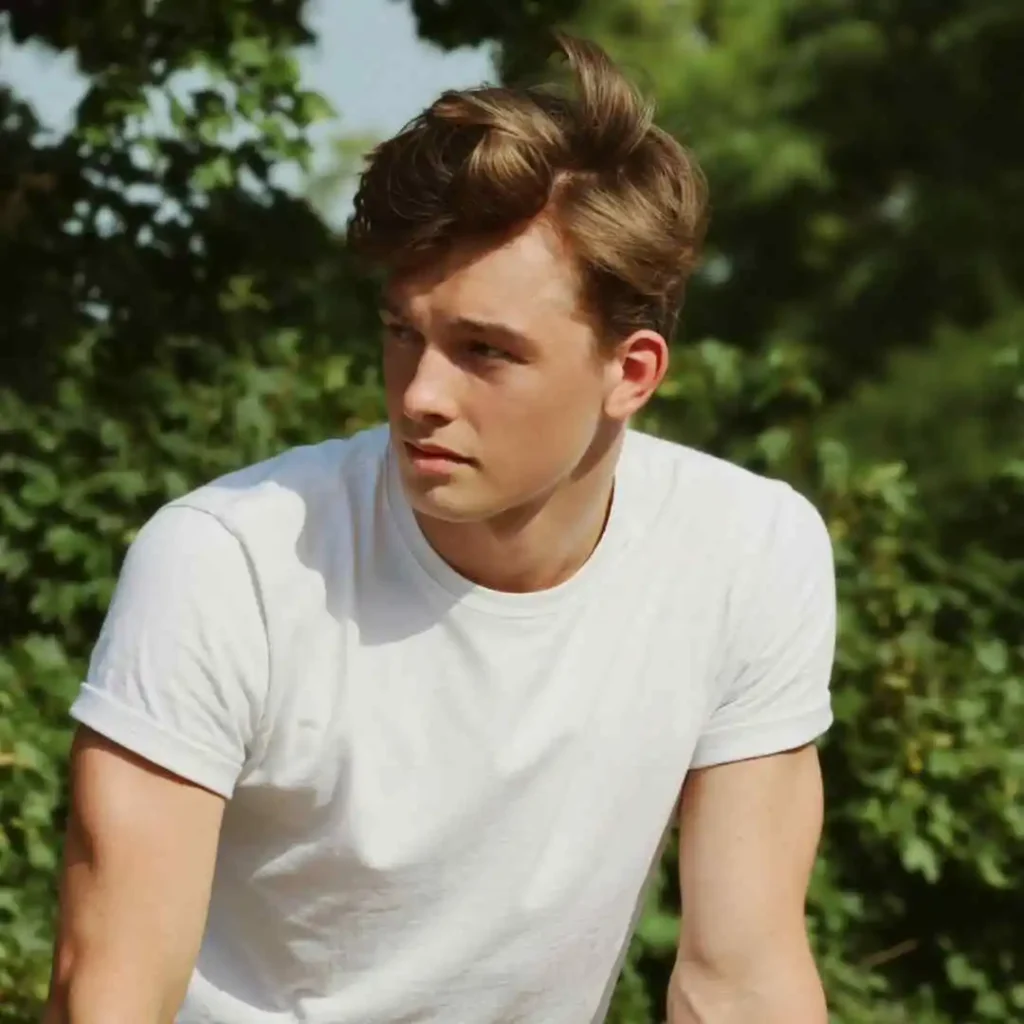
(46, 34, 835, 1024)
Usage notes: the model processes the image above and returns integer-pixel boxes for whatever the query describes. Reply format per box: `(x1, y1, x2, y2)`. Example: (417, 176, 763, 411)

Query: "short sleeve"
(70, 503, 269, 798)
(690, 485, 836, 769)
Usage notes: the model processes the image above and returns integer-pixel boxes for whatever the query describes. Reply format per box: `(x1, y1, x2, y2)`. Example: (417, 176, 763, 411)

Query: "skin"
(44, 729, 225, 1024)
(46, 212, 826, 1022)
(669, 746, 829, 1023)
(381, 215, 666, 592)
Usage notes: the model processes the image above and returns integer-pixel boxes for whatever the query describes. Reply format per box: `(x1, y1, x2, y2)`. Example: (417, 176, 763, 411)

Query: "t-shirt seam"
(691, 705, 833, 769)
(695, 699, 832, 741)
(74, 681, 243, 777)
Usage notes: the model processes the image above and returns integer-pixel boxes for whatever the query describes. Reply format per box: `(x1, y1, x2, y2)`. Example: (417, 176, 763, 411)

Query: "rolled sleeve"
(692, 486, 837, 770)
(70, 503, 269, 797)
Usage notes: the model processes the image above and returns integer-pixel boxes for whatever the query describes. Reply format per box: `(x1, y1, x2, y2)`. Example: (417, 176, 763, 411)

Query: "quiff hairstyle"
(348, 33, 709, 345)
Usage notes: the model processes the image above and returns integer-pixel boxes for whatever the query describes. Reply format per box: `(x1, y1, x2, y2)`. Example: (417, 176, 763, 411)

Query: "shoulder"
(619, 429, 827, 561)
(158, 424, 390, 553)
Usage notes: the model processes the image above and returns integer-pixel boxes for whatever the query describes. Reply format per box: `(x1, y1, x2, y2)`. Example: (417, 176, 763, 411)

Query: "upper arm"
(49, 728, 226, 1023)
(676, 745, 824, 972)
(669, 487, 835, 1020)
(48, 503, 268, 1022)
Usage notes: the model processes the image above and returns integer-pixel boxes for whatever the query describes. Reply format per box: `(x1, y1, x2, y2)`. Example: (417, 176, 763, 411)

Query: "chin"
(406, 484, 498, 525)
(399, 464, 515, 524)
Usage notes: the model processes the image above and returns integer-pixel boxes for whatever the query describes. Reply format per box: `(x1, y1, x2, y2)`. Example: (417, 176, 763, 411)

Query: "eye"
(466, 340, 514, 362)
(382, 319, 420, 345)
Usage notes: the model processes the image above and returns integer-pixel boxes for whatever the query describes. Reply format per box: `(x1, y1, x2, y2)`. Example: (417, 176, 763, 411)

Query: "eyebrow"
(380, 301, 536, 351)
(450, 316, 535, 349)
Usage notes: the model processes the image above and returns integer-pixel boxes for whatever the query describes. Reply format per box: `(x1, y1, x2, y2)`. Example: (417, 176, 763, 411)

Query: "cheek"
(381, 347, 410, 397)
(482, 371, 603, 467)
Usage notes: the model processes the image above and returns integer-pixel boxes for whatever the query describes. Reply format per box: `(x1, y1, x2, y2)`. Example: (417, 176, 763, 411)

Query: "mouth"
(403, 441, 473, 471)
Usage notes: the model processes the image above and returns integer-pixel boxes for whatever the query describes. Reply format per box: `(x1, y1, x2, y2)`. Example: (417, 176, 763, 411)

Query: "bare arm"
(667, 744, 827, 1024)
(44, 726, 226, 1024)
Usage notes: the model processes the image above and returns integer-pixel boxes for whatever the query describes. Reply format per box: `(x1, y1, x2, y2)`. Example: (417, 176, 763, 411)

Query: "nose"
(401, 344, 459, 426)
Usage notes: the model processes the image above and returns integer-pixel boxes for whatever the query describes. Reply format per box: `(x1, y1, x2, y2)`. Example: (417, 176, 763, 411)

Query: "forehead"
(389, 218, 589, 329)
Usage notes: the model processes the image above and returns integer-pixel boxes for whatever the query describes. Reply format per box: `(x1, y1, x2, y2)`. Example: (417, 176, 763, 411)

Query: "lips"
(404, 441, 471, 464)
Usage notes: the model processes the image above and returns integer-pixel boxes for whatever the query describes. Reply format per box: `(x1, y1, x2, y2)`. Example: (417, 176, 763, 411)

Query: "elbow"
(669, 955, 828, 1024)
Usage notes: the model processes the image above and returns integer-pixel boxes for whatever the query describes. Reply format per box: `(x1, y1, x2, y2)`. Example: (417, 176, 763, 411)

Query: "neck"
(415, 427, 625, 593)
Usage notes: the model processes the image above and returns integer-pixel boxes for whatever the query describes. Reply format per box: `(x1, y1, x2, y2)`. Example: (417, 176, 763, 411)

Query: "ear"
(603, 330, 669, 421)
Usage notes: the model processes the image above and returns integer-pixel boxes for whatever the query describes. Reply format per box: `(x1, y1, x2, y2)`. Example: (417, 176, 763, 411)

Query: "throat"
(417, 482, 615, 594)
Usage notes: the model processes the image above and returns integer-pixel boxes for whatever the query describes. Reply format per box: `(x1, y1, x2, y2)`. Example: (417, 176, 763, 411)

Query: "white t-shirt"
(71, 424, 836, 1024)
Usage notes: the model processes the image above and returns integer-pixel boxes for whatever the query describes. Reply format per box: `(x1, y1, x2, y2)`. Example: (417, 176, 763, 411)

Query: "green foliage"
(559, 0, 1024, 393)
(0, 635, 77, 1020)
(824, 314, 1024, 505)
(398, 0, 586, 79)
(2, 1, 1022, 1023)
(0, 0, 356, 403)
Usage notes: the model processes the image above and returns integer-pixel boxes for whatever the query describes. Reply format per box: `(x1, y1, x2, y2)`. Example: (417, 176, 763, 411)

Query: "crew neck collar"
(382, 434, 639, 619)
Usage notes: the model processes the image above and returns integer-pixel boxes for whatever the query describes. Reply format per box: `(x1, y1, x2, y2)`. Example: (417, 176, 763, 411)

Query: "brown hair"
(347, 33, 709, 344)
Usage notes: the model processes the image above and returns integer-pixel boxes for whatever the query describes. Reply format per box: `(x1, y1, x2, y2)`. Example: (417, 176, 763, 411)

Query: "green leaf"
(901, 835, 941, 883)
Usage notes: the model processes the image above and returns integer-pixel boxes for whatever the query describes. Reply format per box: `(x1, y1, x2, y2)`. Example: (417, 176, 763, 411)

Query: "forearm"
(43, 944, 179, 1024)
(667, 955, 828, 1024)
(43, 890, 191, 1024)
